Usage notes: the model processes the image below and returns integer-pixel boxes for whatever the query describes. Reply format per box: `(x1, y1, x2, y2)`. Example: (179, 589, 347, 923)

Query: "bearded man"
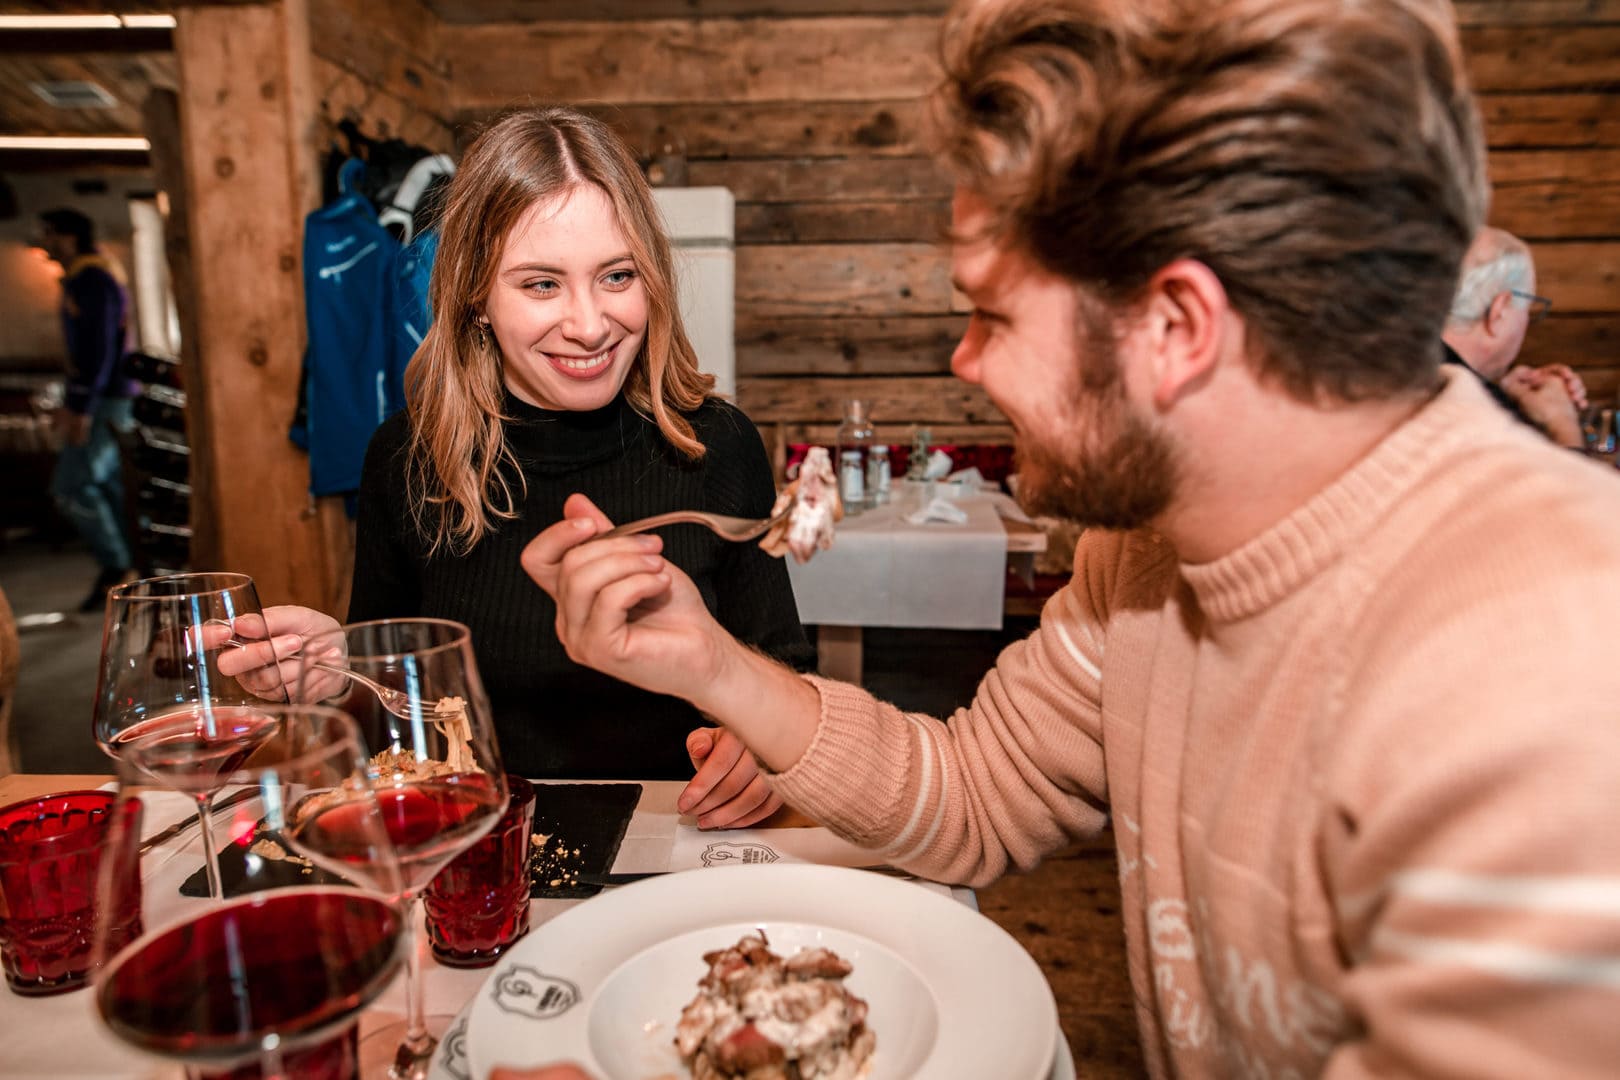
(524, 0, 1620, 1074)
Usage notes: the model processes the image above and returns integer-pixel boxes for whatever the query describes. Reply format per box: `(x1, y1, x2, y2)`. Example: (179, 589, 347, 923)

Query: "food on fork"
(675, 932, 874, 1080)
(759, 447, 843, 564)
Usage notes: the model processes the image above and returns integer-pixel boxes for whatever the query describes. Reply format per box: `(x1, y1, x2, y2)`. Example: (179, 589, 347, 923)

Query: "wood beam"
(0, 28, 170, 54)
(171, 0, 346, 610)
(0, 147, 148, 170)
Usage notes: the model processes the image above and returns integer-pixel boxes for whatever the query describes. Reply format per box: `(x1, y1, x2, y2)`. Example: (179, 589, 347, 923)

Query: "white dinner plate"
(465, 863, 1058, 1080)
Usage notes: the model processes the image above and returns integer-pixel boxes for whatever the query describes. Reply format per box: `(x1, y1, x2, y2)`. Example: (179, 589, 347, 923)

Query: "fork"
(310, 661, 417, 721)
(602, 505, 790, 542)
(212, 629, 418, 722)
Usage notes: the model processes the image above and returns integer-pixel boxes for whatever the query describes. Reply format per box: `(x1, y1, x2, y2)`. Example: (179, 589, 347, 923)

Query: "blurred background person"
(38, 207, 139, 611)
(1442, 225, 1586, 448)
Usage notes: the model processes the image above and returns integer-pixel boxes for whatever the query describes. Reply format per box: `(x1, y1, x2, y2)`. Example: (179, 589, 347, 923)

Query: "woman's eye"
(603, 269, 636, 288)
(524, 279, 559, 295)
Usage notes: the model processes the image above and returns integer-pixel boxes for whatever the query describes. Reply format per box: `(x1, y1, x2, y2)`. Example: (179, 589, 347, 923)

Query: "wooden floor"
(978, 828, 1146, 1076)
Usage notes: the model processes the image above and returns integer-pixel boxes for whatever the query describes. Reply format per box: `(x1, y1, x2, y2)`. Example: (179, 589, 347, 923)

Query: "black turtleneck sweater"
(349, 393, 815, 779)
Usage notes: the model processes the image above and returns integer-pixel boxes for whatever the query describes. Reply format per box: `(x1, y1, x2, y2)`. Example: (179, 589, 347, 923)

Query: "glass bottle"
(867, 445, 891, 505)
(835, 400, 875, 513)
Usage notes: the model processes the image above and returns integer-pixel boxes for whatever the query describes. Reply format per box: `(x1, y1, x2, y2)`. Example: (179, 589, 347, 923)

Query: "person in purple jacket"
(39, 207, 139, 611)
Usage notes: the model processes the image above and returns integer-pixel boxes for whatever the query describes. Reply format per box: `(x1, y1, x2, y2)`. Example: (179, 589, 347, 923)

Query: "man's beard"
(1014, 325, 1179, 531)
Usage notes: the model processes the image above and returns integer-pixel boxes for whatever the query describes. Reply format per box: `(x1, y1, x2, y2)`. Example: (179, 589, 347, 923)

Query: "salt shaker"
(867, 445, 891, 504)
(839, 449, 866, 512)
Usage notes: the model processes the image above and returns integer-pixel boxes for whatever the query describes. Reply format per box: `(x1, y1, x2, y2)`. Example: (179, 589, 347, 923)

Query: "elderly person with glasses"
(1442, 225, 1586, 448)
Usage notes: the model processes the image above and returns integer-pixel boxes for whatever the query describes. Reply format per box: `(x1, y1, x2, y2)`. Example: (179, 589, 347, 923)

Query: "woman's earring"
(477, 321, 491, 350)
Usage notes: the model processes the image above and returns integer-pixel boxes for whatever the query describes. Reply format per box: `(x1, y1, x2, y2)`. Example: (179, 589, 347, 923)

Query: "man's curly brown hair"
(930, 0, 1488, 404)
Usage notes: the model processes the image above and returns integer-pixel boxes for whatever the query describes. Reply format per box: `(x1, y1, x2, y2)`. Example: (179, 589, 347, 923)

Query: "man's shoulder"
(1398, 431, 1620, 565)
(1348, 437, 1620, 687)
(1042, 527, 1180, 628)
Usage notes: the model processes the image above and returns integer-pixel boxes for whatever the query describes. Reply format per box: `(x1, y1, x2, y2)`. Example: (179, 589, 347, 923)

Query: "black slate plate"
(527, 783, 643, 899)
(179, 823, 343, 897)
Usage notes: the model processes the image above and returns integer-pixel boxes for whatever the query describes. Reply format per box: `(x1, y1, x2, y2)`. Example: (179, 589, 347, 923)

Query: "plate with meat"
(463, 863, 1057, 1080)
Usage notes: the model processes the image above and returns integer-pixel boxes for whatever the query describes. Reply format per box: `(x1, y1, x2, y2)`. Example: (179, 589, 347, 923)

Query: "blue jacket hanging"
(292, 157, 401, 499)
(386, 226, 439, 417)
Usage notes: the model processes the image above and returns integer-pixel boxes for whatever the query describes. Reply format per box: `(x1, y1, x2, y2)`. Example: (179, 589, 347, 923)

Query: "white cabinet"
(651, 187, 735, 400)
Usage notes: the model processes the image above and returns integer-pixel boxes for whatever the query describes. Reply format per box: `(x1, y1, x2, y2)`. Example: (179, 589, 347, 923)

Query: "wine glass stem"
(195, 792, 224, 901)
(396, 893, 435, 1073)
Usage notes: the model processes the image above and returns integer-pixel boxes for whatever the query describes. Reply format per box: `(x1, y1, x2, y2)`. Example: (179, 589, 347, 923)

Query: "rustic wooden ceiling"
(0, 0, 950, 143)
(0, 51, 174, 136)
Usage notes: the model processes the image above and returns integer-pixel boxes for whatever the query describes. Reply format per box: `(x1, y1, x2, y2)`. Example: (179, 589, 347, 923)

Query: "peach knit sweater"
(770, 369, 1620, 1077)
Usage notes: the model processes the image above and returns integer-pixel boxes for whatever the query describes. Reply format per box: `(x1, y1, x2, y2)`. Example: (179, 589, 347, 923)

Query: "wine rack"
(123, 352, 192, 574)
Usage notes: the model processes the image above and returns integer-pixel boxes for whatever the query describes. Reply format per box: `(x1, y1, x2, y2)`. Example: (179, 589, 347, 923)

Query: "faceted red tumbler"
(424, 774, 535, 967)
(0, 790, 142, 996)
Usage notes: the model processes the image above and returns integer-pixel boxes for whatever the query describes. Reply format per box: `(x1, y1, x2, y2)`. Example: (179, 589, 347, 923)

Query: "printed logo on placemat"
(701, 841, 780, 866)
(492, 965, 581, 1020)
(438, 1015, 470, 1080)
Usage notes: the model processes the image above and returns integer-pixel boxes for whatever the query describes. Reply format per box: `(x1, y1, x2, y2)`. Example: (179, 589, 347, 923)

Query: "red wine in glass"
(295, 774, 505, 892)
(108, 705, 281, 901)
(96, 888, 402, 1068)
(109, 705, 280, 791)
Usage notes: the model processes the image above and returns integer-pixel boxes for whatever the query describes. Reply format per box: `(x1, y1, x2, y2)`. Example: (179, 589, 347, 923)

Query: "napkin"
(904, 495, 970, 525)
(667, 824, 956, 898)
(669, 823, 881, 870)
(922, 448, 955, 480)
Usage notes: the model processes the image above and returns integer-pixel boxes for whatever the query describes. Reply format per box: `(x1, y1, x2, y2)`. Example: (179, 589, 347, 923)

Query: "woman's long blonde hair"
(404, 106, 714, 555)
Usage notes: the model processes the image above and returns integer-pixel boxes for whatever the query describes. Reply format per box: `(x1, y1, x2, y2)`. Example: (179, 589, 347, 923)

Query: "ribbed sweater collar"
(502, 389, 641, 470)
(1180, 368, 1481, 624)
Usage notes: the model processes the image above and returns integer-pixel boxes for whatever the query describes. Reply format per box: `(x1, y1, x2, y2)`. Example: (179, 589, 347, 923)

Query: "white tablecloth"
(0, 782, 968, 1079)
(786, 491, 1009, 630)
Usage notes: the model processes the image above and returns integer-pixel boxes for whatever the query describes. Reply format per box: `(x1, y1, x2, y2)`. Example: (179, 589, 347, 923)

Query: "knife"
(138, 788, 260, 854)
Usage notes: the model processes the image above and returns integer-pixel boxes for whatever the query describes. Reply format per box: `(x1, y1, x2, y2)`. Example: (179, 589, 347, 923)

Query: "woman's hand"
(214, 605, 341, 701)
(679, 726, 784, 829)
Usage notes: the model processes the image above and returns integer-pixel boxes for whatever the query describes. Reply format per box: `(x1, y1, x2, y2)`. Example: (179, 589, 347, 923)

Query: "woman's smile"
(486, 183, 649, 412)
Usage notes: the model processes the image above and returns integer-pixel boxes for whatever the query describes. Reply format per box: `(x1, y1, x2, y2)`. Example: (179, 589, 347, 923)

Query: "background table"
(787, 490, 1045, 683)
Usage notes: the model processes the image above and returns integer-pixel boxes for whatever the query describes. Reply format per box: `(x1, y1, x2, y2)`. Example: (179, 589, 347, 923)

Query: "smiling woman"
(242, 108, 814, 818)
(484, 184, 649, 414)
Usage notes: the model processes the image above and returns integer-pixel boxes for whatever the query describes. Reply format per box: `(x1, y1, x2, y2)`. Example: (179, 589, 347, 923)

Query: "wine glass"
(294, 618, 508, 1080)
(90, 704, 407, 1080)
(92, 571, 289, 900)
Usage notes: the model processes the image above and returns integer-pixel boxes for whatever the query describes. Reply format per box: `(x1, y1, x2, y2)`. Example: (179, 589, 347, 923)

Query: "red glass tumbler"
(424, 774, 534, 967)
(0, 790, 143, 996)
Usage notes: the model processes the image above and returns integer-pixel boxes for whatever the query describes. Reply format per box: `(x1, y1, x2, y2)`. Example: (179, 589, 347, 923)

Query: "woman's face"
(483, 183, 649, 412)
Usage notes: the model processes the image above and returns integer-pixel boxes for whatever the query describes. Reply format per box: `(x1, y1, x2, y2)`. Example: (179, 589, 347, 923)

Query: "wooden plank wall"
(1461, 0, 1620, 400)
(307, 0, 456, 154)
(439, 3, 1619, 468)
(444, 13, 988, 469)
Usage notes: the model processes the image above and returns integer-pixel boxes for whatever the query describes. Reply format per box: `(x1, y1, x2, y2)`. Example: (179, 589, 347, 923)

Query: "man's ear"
(1140, 259, 1229, 411)
(1482, 290, 1514, 338)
